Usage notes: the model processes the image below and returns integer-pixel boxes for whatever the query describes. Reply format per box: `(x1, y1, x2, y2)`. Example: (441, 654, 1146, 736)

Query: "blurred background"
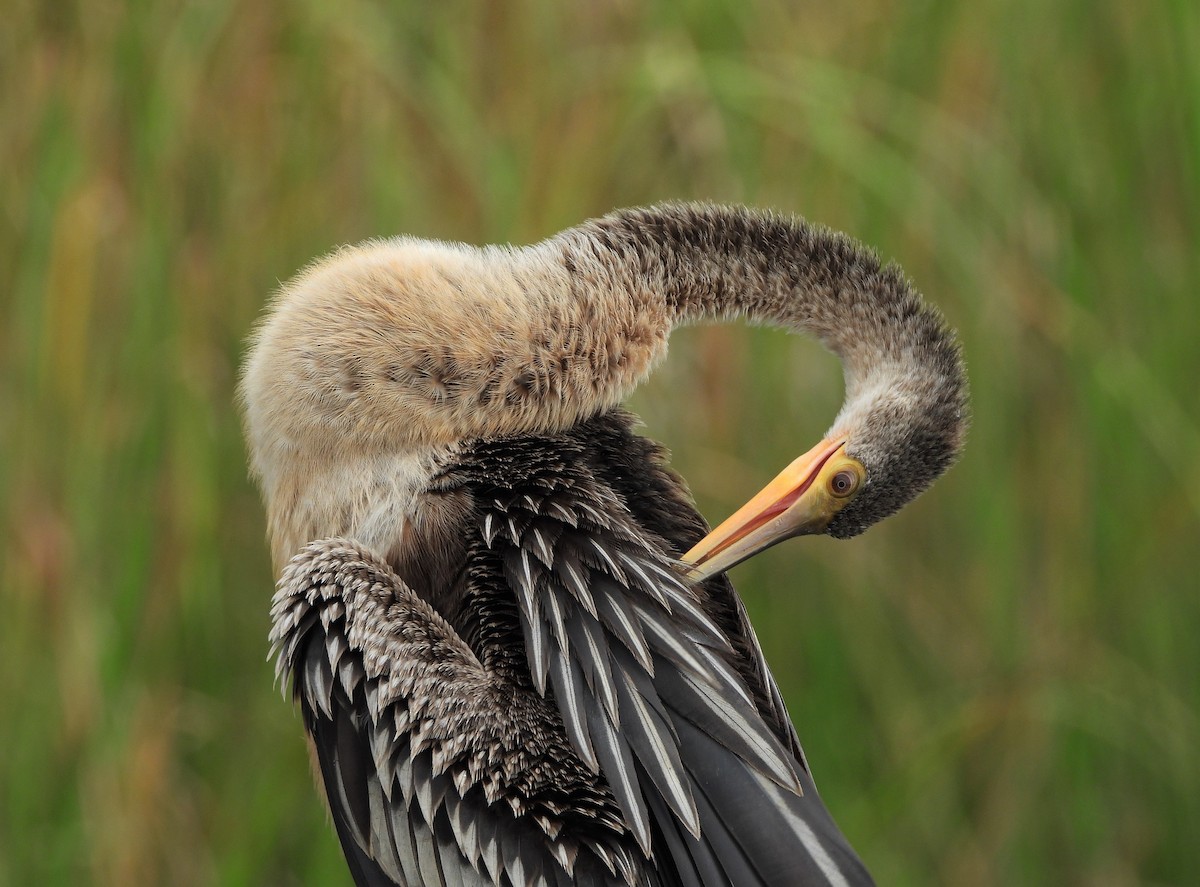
(2, 1, 1197, 884)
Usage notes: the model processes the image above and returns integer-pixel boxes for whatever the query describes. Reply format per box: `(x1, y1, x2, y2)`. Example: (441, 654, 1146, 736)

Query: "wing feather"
(565, 612, 622, 724)
(585, 700, 653, 854)
(485, 467, 875, 886)
(270, 540, 643, 887)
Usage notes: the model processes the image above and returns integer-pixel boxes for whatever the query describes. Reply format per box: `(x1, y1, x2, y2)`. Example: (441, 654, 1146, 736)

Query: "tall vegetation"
(2, 1, 1196, 884)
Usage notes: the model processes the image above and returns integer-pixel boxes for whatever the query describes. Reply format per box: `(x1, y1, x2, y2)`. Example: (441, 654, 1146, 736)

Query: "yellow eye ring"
(829, 468, 860, 498)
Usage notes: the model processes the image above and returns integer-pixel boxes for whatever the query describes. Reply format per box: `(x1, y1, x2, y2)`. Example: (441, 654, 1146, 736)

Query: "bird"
(240, 203, 968, 887)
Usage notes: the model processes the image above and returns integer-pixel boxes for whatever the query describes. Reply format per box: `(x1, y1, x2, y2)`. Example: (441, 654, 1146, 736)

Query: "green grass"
(2, 1, 1197, 884)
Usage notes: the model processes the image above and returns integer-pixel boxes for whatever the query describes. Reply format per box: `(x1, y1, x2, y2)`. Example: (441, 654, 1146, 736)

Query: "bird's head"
(680, 301, 968, 581)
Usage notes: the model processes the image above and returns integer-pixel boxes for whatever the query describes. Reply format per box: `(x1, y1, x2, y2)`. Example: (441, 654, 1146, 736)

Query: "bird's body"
(243, 204, 967, 886)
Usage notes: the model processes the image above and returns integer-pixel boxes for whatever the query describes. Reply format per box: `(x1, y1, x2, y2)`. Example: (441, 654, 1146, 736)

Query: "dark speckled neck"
(556, 203, 968, 537)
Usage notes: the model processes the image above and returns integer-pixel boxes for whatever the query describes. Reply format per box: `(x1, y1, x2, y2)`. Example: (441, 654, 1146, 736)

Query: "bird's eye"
(829, 469, 859, 498)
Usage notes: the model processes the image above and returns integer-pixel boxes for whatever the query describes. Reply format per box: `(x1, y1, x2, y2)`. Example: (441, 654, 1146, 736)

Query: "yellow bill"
(680, 438, 865, 583)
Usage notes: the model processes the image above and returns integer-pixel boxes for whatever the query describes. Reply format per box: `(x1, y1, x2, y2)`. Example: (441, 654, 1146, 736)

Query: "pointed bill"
(680, 438, 861, 582)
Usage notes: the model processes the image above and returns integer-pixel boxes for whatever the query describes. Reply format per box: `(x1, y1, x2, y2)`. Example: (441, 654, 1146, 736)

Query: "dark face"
(825, 396, 968, 539)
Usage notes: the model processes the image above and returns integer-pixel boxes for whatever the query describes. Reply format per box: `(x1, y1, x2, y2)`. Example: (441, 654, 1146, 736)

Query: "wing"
(483, 474, 875, 886)
(270, 540, 651, 887)
(571, 413, 813, 769)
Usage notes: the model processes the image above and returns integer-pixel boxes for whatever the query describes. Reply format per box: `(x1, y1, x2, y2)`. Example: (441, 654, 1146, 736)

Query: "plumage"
(244, 203, 968, 885)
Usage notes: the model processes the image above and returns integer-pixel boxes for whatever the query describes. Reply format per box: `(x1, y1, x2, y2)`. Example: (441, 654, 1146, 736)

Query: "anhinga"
(241, 204, 967, 886)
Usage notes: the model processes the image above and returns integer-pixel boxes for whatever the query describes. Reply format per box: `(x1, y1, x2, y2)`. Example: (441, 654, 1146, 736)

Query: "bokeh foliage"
(2, 1, 1197, 884)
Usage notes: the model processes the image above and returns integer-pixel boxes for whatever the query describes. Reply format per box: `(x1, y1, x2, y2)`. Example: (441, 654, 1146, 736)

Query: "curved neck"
(547, 204, 964, 442)
(246, 203, 966, 566)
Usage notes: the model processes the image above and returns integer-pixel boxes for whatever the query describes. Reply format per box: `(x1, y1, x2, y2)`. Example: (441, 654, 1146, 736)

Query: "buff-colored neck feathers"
(241, 235, 674, 566)
(242, 238, 671, 465)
